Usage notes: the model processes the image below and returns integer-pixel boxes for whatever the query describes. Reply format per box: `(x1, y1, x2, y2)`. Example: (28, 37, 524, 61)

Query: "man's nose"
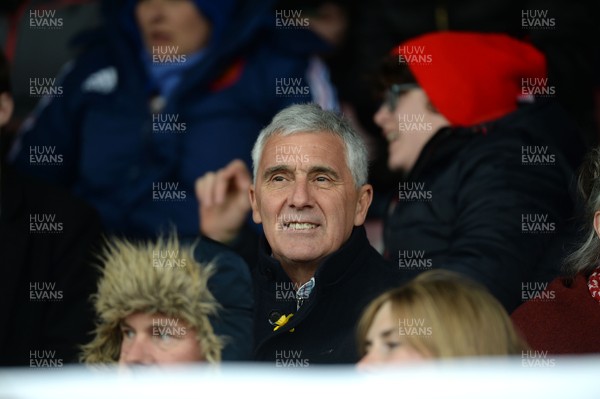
(289, 177, 312, 209)
(120, 336, 153, 365)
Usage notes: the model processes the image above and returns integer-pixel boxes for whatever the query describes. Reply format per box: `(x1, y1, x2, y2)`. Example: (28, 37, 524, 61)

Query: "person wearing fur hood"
(81, 235, 237, 365)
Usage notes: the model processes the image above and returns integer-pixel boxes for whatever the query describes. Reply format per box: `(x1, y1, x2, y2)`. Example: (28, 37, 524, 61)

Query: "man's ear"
(354, 184, 373, 226)
(249, 184, 262, 224)
(0, 92, 14, 128)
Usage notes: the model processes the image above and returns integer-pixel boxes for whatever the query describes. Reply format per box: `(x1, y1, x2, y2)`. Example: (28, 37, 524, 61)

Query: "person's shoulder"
(446, 121, 535, 170)
(52, 27, 118, 87)
(357, 239, 406, 282)
(194, 236, 251, 277)
(193, 236, 253, 309)
(512, 274, 586, 317)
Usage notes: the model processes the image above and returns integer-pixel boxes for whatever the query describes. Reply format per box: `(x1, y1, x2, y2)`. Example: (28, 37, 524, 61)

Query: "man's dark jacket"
(253, 226, 405, 364)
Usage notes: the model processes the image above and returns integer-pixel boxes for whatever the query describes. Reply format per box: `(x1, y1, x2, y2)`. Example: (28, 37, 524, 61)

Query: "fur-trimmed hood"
(81, 235, 223, 364)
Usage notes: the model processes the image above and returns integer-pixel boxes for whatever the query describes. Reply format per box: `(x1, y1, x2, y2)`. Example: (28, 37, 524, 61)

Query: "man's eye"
(315, 176, 330, 183)
(121, 328, 135, 340)
(271, 175, 287, 182)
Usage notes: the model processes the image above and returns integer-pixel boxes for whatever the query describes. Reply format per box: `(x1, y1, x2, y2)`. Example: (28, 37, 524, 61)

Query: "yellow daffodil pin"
(273, 313, 295, 332)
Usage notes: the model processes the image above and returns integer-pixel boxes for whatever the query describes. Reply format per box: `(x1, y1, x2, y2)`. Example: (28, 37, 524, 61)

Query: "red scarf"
(588, 266, 600, 303)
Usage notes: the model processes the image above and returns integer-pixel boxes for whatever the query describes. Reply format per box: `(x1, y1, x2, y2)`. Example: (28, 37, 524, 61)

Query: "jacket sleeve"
(194, 238, 254, 361)
(440, 135, 573, 312)
(9, 61, 83, 187)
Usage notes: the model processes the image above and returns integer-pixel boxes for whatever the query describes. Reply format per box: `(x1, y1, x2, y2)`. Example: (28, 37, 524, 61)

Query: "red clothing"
(511, 273, 600, 354)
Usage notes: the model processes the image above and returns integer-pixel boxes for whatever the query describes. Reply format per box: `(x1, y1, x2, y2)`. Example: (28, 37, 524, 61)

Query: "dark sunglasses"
(384, 83, 420, 111)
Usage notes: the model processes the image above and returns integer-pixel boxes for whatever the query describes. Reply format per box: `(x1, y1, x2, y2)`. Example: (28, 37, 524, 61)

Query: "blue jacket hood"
(76, 0, 330, 101)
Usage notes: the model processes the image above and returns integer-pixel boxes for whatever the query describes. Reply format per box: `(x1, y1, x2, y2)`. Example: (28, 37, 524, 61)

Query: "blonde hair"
(357, 270, 527, 359)
(80, 234, 223, 364)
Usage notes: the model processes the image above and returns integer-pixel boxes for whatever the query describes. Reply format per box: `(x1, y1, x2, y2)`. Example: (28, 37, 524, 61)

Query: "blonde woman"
(357, 270, 526, 366)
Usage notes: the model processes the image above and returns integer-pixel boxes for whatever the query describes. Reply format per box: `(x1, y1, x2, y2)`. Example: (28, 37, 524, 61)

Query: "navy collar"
(257, 226, 373, 288)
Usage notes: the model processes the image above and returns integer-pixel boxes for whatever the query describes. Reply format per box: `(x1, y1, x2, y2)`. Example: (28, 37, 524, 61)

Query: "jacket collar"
(407, 125, 479, 181)
(257, 226, 373, 288)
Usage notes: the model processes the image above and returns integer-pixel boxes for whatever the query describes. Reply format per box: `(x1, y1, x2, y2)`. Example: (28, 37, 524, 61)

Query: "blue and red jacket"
(10, 0, 337, 238)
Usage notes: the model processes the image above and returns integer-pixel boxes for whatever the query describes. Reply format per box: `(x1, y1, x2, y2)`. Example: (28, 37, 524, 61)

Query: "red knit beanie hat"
(392, 31, 548, 126)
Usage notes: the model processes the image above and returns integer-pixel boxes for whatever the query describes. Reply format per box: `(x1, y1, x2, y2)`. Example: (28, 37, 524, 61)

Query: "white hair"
(251, 103, 368, 187)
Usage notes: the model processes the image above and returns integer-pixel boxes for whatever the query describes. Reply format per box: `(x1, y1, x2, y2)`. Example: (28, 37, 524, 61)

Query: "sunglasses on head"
(384, 83, 420, 111)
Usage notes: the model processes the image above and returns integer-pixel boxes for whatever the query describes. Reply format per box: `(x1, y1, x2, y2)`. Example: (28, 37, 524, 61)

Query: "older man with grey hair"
(196, 103, 404, 364)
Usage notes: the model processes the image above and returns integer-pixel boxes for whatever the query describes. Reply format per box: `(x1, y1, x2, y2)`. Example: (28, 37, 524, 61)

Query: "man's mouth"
(282, 222, 319, 231)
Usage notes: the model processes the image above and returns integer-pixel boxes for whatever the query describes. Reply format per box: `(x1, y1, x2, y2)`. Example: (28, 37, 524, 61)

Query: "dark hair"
(365, 53, 417, 103)
(375, 52, 439, 113)
(0, 48, 10, 94)
(378, 53, 418, 92)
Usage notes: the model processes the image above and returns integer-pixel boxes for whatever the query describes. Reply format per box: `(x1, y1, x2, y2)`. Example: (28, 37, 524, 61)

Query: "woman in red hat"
(373, 31, 581, 312)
